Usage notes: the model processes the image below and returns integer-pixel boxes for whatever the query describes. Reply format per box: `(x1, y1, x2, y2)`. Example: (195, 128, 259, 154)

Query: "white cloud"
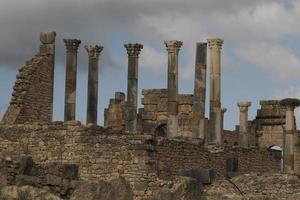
(140, 45, 165, 71)
(236, 42, 300, 80)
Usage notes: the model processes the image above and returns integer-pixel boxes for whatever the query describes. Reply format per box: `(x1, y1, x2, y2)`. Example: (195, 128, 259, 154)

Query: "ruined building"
(0, 32, 300, 199)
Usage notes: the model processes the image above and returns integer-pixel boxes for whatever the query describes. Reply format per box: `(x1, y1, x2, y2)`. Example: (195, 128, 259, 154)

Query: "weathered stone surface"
(70, 177, 133, 200)
(203, 173, 300, 200)
(147, 176, 203, 200)
(0, 185, 62, 200)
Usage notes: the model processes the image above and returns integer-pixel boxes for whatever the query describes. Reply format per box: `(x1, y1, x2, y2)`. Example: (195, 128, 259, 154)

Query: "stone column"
(237, 102, 251, 148)
(280, 98, 300, 174)
(63, 39, 81, 121)
(39, 32, 56, 121)
(221, 107, 227, 136)
(192, 42, 207, 140)
(207, 38, 224, 145)
(85, 45, 103, 124)
(164, 40, 183, 138)
(124, 43, 143, 132)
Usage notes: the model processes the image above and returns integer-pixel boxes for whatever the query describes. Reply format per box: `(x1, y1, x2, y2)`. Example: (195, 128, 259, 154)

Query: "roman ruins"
(0, 32, 300, 199)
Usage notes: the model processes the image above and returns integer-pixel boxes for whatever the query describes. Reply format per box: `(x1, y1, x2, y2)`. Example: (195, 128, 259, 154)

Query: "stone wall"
(104, 92, 126, 130)
(254, 100, 286, 148)
(153, 138, 281, 180)
(141, 89, 205, 137)
(0, 122, 282, 199)
(2, 55, 53, 124)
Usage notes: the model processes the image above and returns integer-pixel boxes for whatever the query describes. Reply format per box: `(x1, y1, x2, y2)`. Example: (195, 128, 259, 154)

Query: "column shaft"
(192, 43, 207, 139)
(125, 43, 143, 132)
(238, 102, 251, 148)
(64, 39, 81, 121)
(207, 38, 223, 145)
(85, 45, 103, 124)
(39, 32, 56, 121)
(165, 40, 183, 138)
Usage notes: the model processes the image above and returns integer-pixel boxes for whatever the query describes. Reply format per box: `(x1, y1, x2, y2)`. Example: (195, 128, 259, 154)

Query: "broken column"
(280, 98, 300, 174)
(124, 43, 143, 132)
(39, 32, 56, 121)
(63, 39, 81, 121)
(192, 42, 207, 139)
(237, 102, 251, 148)
(164, 40, 183, 138)
(85, 45, 103, 124)
(207, 38, 224, 145)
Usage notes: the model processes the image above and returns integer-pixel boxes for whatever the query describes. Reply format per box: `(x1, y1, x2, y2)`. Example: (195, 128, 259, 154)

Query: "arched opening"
(268, 145, 283, 172)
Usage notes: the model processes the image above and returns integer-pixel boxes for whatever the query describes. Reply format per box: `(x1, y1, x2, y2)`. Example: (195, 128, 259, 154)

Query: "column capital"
(280, 98, 300, 109)
(40, 32, 56, 44)
(237, 101, 251, 112)
(85, 45, 103, 59)
(207, 38, 224, 50)
(64, 39, 81, 53)
(124, 43, 143, 57)
(164, 40, 183, 53)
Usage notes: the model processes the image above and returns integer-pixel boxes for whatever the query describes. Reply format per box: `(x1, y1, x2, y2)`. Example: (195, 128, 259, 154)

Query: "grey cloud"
(0, 0, 285, 69)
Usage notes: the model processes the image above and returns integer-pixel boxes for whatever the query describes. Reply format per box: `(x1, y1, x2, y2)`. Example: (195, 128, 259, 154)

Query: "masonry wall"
(154, 139, 281, 180)
(141, 89, 198, 137)
(254, 100, 286, 149)
(2, 55, 53, 124)
(0, 122, 159, 199)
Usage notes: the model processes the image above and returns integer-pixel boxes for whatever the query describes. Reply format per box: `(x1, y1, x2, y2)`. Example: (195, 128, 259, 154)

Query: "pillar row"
(164, 40, 183, 138)
(124, 43, 143, 132)
(63, 39, 81, 121)
(85, 45, 103, 124)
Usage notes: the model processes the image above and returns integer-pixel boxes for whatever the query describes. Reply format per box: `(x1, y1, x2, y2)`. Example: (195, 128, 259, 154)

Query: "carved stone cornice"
(164, 40, 183, 54)
(207, 38, 224, 50)
(124, 43, 143, 57)
(63, 39, 81, 53)
(85, 45, 103, 59)
(40, 32, 56, 44)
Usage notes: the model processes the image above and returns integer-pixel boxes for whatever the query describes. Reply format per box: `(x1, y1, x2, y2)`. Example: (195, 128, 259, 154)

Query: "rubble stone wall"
(0, 122, 158, 199)
(154, 138, 281, 180)
(2, 55, 53, 124)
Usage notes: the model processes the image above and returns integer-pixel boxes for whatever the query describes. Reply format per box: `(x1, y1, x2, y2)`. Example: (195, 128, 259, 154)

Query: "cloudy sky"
(0, 0, 299, 130)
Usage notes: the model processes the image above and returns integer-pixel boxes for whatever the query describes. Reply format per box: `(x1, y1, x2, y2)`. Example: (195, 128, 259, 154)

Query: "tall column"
(39, 32, 56, 121)
(280, 98, 300, 174)
(192, 42, 207, 140)
(124, 43, 143, 132)
(207, 38, 224, 145)
(237, 102, 251, 148)
(63, 39, 81, 121)
(164, 40, 183, 138)
(221, 107, 227, 136)
(85, 45, 103, 124)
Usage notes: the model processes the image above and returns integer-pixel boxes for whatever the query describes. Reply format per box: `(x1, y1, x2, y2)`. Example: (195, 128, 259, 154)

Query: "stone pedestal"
(164, 40, 183, 138)
(39, 32, 56, 121)
(63, 39, 81, 121)
(207, 38, 223, 145)
(237, 102, 251, 148)
(280, 98, 300, 174)
(192, 42, 207, 139)
(85, 45, 103, 124)
(124, 43, 143, 132)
